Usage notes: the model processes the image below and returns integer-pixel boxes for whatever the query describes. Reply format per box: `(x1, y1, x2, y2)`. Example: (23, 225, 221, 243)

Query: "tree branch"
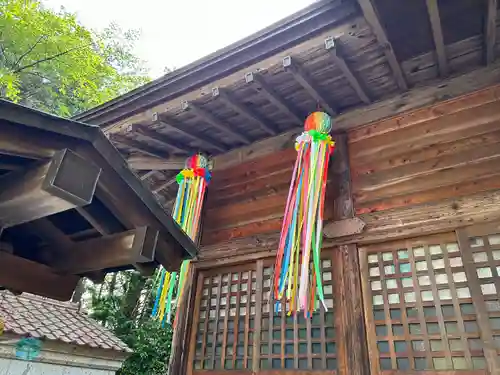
(0, 32, 13, 67)
(13, 35, 47, 68)
(13, 43, 92, 74)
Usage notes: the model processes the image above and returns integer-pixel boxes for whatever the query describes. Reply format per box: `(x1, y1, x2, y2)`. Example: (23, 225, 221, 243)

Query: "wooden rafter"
(128, 124, 193, 154)
(283, 56, 337, 116)
(154, 114, 228, 153)
(325, 37, 371, 104)
(76, 205, 124, 235)
(29, 218, 73, 250)
(357, 0, 408, 90)
(486, 0, 498, 65)
(153, 175, 177, 193)
(182, 101, 252, 145)
(139, 170, 156, 180)
(425, 0, 449, 77)
(128, 155, 186, 171)
(213, 87, 277, 136)
(109, 133, 170, 159)
(245, 72, 303, 126)
(0, 161, 23, 171)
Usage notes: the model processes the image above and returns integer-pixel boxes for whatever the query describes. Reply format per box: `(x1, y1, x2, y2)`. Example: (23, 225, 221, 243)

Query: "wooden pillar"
(332, 133, 370, 375)
(167, 265, 197, 375)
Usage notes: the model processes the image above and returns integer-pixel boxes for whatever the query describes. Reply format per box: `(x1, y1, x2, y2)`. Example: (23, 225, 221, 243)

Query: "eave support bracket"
(323, 217, 366, 238)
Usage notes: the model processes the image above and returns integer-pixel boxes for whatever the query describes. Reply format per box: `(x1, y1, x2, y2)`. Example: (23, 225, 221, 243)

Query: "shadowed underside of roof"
(73, 0, 500, 206)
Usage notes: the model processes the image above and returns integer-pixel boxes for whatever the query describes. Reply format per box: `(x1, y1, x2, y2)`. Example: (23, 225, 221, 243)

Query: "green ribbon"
(308, 129, 330, 142)
(176, 173, 184, 184)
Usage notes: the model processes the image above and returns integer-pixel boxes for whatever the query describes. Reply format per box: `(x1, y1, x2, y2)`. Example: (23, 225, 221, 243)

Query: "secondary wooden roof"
(0, 100, 197, 300)
(74, 0, 500, 205)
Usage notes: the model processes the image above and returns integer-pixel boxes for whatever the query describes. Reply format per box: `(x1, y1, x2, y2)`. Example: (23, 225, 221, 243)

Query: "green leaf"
(0, 0, 150, 115)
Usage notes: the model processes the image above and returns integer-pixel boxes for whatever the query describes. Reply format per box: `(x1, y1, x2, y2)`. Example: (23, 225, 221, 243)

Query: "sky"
(44, 0, 315, 78)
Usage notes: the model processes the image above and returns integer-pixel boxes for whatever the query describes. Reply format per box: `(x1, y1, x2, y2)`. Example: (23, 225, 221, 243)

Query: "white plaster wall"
(0, 336, 128, 375)
(0, 358, 115, 375)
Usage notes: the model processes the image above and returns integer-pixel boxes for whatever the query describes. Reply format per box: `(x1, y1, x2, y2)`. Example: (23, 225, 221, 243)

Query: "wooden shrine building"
(74, 0, 500, 375)
(0, 100, 197, 301)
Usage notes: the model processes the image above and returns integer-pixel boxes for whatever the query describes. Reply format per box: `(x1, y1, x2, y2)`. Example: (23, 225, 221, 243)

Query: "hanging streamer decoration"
(152, 154, 211, 327)
(273, 112, 335, 317)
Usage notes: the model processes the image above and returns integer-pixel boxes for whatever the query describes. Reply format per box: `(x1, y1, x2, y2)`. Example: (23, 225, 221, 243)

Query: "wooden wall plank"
(355, 157, 500, 204)
(211, 148, 296, 187)
(350, 100, 500, 162)
(346, 84, 500, 221)
(353, 129, 500, 176)
(354, 143, 500, 190)
(356, 173, 500, 214)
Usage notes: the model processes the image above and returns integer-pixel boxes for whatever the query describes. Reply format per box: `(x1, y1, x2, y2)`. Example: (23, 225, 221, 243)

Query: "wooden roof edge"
(71, 0, 359, 126)
(0, 100, 198, 260)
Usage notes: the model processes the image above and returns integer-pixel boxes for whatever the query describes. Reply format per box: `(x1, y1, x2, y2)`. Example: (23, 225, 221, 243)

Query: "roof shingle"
(0, 291, 131, 353)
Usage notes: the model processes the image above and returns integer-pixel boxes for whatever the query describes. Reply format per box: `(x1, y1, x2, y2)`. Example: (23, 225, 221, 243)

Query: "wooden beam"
(0, 252, 79, 301)
(336, 63, 500, 131)
(109, 133, 170, 159)
(0, 121, 75, 160)
(0, 161, 23, 171)
(485, 0, 498, 65)
(75, 205, 125, 235)
(127, 124, 193, 154)
(330, 133, 370, 375)
(76, 203, 155, 276)
(51, 226, 159, 274)
(246, 72, 303, 126)
(283, 56, 337, 116)
(0, 149, 101, 229)
(153, 114, 228, 153)
(139, 170, 156, 180)
(426, 0, 449, 77)
(182, 101, 252, 144)
(213, 87, 278, 135)
(29, 218, 73, 250)
(213, 129, 298, 171)
(325, 37, 371, 104)
(128, 155, 186, 171)
(153, 175, 177, 193)
(357, 0, 408, 90)
(74, 140, 197, 263)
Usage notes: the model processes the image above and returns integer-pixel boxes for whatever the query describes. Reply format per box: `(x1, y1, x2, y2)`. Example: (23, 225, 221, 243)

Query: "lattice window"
(194, 266, 257, 370)
(259, 260, 336, 370)
(361, 234, 487, 372)
(191, 252, 337, 372)
(464, 226, 500, 357)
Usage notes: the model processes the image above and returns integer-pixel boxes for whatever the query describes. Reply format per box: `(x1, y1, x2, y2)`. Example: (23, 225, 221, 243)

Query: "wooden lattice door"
(360, 231, 500, 375)
(187, 251, 338, 375)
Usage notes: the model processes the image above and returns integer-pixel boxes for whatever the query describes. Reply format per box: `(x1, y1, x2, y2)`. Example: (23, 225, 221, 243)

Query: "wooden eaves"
(0, 100, 197, 300)
(71, 0, 500, 216)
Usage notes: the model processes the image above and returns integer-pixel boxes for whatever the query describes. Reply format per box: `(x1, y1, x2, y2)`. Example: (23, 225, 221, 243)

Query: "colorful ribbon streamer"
(273, 112, 335, 317)
(152, 154, 210, 327)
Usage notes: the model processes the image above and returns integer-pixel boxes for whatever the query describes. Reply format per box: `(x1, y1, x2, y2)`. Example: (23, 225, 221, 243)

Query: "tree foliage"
(85, 270, 172, 375)
(0, 0, 149, 116)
